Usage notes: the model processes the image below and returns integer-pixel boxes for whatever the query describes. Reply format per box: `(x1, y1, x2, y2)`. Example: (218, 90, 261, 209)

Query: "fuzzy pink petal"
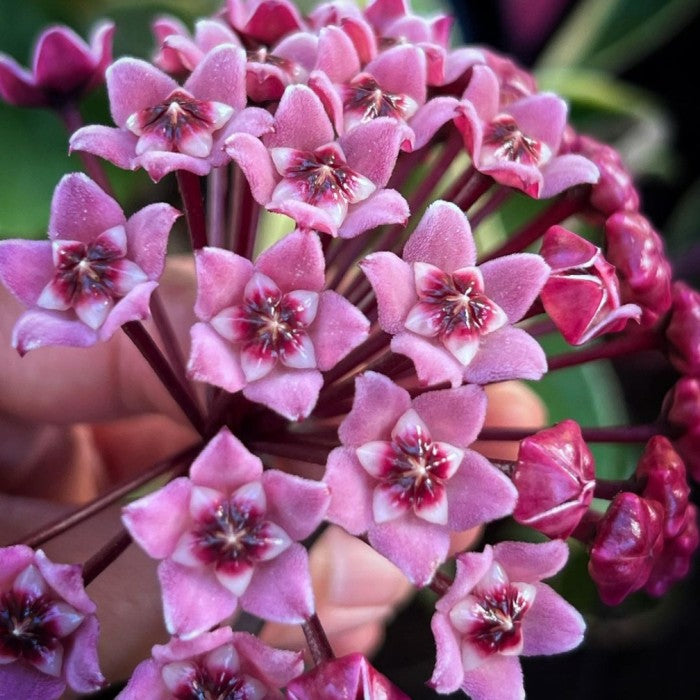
(369, 515, 449, 586)
(308, 69, 344, 135)
(338, 189, 409, 240)
(0, 240, 54, 307)
(366, 44, 426, 104)
(360, 252, 415, 334)
(403, 200, 476, 269)
(315, 25, 360, 83)
(106, 58, 177, 127)
(309, 291, 370, 371)
(462, 655, 524, 700)
(188, 322, 246, 393)
(184, 44, 246, 110)
(521, 582, 585, 655)
(240, 544, 314, 623)
(507, 93, 566, 150)
(233, 632, 304, 688)
(159, 559, 237, 639)
(268, 198, 340, 236)
(243, 367, 323, 420)
(0, 664, 65, 700)
(191, 427, 262, 491)
(446, 451, 517, 531)
(268, 85, 334, 151)
(194, 247, 254, 320)
(32, 27, 94, 91)
(411, 97, 459, 149)
(436, 549, 495, 614)
(12, 310, 97, 355)
(461, 64, 500, 122)
(323, 447, 375, 535)
(125, 203, 180, 280)
(151, 628, 235, 664)
(0, 55, 45, 107)
(224, 133, 277, 204)
(49, 173, 125, 243)
(137, 151, 212, 182)
(217, 106, 275, 146)
(121, 477, 192, 559)
(462, 326, 547, 384)
(0, 546, 35, 589)
(69, 125, 137, 170)
(33, 551, 94, 613)
(63, 615, 105, 693)
(430, 613, 465, 694)
(117, 659, 163, 700)
(339, 371, 412, 445)
(391, 332, 464, 388)
(99, 281, 158, 340)
(492, 540, 569, 583)
(262, 471, 330, 540)
(255, 230, 325, 293)
(540, 153, 600, 199)
(412, 384, 486, 447)
(480, 254, 550, 322)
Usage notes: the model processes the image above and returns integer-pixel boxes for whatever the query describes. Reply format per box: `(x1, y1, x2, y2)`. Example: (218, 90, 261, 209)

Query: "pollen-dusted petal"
(360, 252, 415, 334)
(184, 44, 246, 111)
(243, 367, 323, 420)
(373, 482, 412, 523)
(255, 230, 325, 294)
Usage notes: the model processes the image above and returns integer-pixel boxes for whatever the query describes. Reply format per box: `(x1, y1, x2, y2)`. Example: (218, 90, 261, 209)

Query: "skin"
(0, 259, 546, 685)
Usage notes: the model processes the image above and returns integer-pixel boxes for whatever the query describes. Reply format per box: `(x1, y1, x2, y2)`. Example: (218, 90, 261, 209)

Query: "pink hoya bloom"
(286, 652, 409, 699)
(0, 22, 113, 108)
(0, 546, 104, 699)
(308, 1, 378, 65)
(665, 282, 700, 377)
(70, 44, 273, 182)
(188, 230, 369, 420)
(540, 225, 641, 345)
(119, 627, 303, 699)
(122, 428, 330, 638)
(227, 0, 306, 45)
(455, 64, 599, 198)
(430, 541, 585, 699)
(362, 200, 549, 387)
(0, 173, 178, 354)
(512, 420, 596, 539)
(225, 84, 410, 238)
(323, 372, 517, 586)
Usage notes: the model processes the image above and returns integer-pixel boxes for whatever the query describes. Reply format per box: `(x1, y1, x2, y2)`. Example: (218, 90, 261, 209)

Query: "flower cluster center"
(241, 293, 306, 352)
(343, 75, 411, 122)
(484, 114, 545, 166)
(0, 590, 56, 663)
(173, 664, 248, 700)
(53, 241, 121, 302)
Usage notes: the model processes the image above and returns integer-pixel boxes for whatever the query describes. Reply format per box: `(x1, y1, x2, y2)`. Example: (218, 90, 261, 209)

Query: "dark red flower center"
(173, 664, 249, 700)
(0, 591, 58, 664)
(343, 74, 413, 123)
(52, 241, 122, 303)
(483, 114, 544, 166)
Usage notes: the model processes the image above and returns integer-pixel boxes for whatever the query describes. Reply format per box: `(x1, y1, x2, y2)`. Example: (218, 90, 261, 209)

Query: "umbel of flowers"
(0, 0, 698, 698)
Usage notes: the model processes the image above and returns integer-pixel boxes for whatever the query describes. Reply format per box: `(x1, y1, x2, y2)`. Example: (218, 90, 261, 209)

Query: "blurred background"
(1, 0, 698, 697)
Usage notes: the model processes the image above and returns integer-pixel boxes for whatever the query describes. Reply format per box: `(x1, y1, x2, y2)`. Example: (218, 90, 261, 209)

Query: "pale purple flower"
(0, 22, 113, 108)
(122, 428, 330, 638)
(323, 371, 517, 585)
(0, 173, 178, 354)
(361, 200, 549, 387)
(118, 627, 303, 699)
(455, 64, 599, 198)
(187, 230, 369, 419)
(70, 44, 273, 182)
(430, 541, 585, 699)
(0, 546, 104, 699)
(224, 84, 410, 238)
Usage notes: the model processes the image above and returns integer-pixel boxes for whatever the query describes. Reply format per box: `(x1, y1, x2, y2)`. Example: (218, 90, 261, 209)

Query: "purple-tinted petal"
(338, 188, 409, 240)
(0, 239, 54, 307)
(137, 151, 212, 182)
(339, 371, 411, 445)
(479, 254, 549, 322)
(125, 203, 180, 280)
(315, 26, 360, 83)
(224, 133, 278, 204)
(521, 582, 585, 656)
(369, 515, 449, 586)
(391, 332, 464, 388)
(121, 477, 192, 559)
(63, 615, 105, 693)
(240, 544, 314, 623)
(493, 540, 569, 583)
(188, 321, 246, 393)
(403, 201, 476, 270)
(0, 55, 45, 107)
(184, 44, 246, 110)
(366, 44, 426, 105)
(191, 427, 263, 492)
(0, 546, 35, 589)
(309, 291, 370, 371)
(0, 664, 65, 700)
(540, 153, 600, 199)
(360, 252, 415, 334)
(462, 326, 547, 384)
(267, 85, 334, 151)
(412, 384, 486, 447)
(69, 124, 137, 170)
(507, 93, 566, 151)
(159, 559, 237, 639)
(116, 658, 162, 700)
(33, 550, 94, 614)
(323, 447, 375, 535)
(12, 310, 98, 355)
(262, 470, 330, 540)
(255, 230, 325, 293)
(430, 613, 464, 693)
(49, 173, 125, 244)
(411, 97, 459, 149)
(32, 27, 94, 92)
(194, 247, 254, 320)
(462, 654, 524, 700)
(243, 367, 323, 420)
(232, 632, 304, 688)
(99, 281, 158, 340)
(107, 58, 177, 127)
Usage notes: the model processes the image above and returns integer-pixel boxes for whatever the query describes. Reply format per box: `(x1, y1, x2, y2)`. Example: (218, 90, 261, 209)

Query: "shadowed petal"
(0, 240, 54, 307)
(338, 188, 409, 240)
(316, 25, 360, 83)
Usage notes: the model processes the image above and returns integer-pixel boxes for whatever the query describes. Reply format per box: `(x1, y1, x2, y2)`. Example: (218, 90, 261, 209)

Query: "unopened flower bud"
(286, 653, 410, 700)
(540, 226, 641, 345)
(664, 377, 700, 481)
(589, 492, 664, 605)
(513, 420, 595, 538)
(666, 282, 700, 377)
(605, 212, 672, 326)
(636, 436, 689, 538)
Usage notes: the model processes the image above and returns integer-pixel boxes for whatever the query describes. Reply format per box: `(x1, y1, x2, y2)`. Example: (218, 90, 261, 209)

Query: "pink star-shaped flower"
(70, 44, 273, 182)
(0, 546, 104, 699)
(225, 84, 410, 238)
(122, 428, 330, 638)
(361, 200, 549, 387)
(0, 173, 179, 354)
(430, 541, 585, 699)
(323, 372, 517, 585)
(188, 229, 369, 419)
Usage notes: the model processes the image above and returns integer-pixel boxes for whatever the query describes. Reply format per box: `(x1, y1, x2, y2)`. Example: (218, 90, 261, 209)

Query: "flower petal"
(187, 322, 246, 394)
(243, 367, 323, 420)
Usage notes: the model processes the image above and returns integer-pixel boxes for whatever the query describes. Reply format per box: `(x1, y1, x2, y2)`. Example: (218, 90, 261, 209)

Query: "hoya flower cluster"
(0, 1, 697, 698)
